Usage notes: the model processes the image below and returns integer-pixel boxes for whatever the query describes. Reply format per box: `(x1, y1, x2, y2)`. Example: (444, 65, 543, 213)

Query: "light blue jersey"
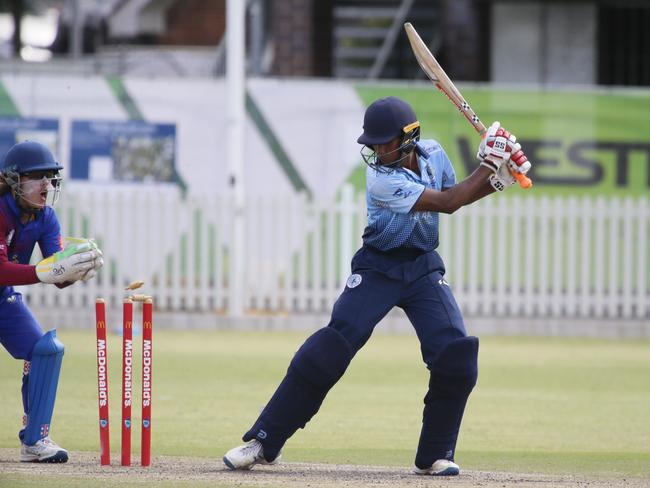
(362, 139, 456, 252)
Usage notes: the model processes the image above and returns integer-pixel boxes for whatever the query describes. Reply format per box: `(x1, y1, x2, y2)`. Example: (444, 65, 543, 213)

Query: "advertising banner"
(0, 118, 59, 162)
(355, 86, 650, 196)
(70, 120, 179, 185)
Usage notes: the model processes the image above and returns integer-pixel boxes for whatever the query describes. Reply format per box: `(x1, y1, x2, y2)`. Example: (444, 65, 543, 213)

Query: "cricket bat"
(404, 22, 533, 189)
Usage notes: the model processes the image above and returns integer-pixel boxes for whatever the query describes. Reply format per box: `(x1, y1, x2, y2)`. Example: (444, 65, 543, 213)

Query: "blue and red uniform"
(0, 140, 77, 463)
(0, 190, 63, 357)
(0, 190, 65, 444)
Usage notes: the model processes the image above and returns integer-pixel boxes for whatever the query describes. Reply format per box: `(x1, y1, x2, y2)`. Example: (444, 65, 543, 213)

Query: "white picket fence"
(19, 184, 649, 321)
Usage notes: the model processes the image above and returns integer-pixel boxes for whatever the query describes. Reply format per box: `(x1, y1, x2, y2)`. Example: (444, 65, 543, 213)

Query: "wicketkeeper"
(224, 96, 531, 475)
(0, 141, 104, 463)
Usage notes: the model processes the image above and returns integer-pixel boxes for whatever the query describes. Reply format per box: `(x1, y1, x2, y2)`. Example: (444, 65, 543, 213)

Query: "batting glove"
(477, 121, 519, 173)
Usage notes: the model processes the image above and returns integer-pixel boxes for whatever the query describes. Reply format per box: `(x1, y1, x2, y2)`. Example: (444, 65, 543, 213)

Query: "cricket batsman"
(224, 96, 531, 475)
(0, 141, 104, 463)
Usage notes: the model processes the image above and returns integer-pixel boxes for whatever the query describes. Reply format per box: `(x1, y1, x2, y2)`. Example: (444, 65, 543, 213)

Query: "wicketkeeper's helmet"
(1, 141, 64, 206)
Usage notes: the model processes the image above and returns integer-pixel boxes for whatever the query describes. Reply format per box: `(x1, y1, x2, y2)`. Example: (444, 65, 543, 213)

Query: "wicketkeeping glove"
(64, 237, 104, 282)
(36, 241, 101, 284)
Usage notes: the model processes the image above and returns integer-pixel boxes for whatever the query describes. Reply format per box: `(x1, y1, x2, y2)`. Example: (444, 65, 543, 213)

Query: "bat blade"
(404, 22, 532, 189)
(404, 22, 485, 134)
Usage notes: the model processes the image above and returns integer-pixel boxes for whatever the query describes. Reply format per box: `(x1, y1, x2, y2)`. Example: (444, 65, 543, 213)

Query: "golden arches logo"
(124, 320, 132, 329)
(143, 321, 152, 330)
(96, 321, 106, 329)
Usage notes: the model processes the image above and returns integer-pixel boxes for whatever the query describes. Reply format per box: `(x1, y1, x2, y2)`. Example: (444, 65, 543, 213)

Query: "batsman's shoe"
(413, 459, 460, 476)
(223, 440, 281, 470)
(20, 437, 69, 463)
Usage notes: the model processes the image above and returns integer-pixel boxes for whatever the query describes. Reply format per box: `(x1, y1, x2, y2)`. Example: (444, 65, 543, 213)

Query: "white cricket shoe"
(413, 459, 460, 476)
(21, 437, 69, 463)
(223, 440, 281, 470)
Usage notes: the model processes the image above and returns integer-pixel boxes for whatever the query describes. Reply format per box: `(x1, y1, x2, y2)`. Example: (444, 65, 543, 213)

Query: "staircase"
(332, 0, 438, 79)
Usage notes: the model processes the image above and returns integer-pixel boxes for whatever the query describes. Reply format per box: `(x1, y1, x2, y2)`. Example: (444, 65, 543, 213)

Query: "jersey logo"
(393, 188, 412, 199)
(346, 274, 362, 289)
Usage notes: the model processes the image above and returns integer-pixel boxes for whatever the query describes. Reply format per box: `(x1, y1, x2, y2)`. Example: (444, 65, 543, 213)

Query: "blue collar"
(399, 157, 435, 186)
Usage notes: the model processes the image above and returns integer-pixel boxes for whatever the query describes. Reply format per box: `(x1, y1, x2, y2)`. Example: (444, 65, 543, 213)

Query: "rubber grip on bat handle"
(514, 171, 533, 189)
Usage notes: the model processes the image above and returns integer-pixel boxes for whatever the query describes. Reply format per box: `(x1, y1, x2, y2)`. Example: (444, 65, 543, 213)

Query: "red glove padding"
(477, 121, 519, 173)
(509, 146, 531, 174)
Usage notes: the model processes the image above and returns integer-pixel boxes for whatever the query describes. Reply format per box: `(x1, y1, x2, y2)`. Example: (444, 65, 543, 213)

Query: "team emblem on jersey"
(346, 274, 362, 289)
(392, 188, 412, 199)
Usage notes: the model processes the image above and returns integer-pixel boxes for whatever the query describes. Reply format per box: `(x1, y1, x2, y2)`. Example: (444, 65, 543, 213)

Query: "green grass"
(1, 330, 648, 481)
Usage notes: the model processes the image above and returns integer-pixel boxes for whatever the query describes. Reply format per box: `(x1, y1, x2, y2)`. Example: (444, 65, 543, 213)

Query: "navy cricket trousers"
(0, 289, 43, 360)
(328, 246, 467, 368)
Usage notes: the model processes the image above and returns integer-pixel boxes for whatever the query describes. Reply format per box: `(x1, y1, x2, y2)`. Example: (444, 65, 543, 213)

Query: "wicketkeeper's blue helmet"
(1, 141, 64, 207)
(2, 140, 63, 176)
(357, 97, 421, 172)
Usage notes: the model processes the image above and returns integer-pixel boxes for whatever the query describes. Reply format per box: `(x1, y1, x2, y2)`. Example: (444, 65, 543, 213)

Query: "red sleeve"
(0, 261, 39, 286)
(0, 219, 40, 286)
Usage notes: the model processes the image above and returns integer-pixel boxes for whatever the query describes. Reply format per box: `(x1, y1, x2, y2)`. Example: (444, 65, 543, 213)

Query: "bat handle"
(513, 171, 533, 189)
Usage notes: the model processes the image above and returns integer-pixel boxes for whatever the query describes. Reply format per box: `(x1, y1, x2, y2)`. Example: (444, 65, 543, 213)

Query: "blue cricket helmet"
(357, 97, 422, 172)
(1, 141, 64, 208)
(2, 140, 63, 175)
(357, 96, 419, 146)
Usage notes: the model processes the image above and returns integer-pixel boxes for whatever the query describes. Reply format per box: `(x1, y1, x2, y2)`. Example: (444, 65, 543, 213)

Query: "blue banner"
(0, 118, 59, 162)
(70, 120, 178, 184)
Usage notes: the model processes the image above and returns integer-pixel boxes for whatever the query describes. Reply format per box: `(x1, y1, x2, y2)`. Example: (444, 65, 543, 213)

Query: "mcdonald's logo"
(125, 320, 132, 329)
(144, 321, 152, 329)
(96, 321, 106, 329)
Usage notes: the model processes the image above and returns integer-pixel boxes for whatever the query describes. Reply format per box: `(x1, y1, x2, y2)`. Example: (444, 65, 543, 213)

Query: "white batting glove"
(508, 144, 532, 175)
(477, 121, 519, 173)
(488, 163, 517, 192)
(36, 242, 101, 284)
